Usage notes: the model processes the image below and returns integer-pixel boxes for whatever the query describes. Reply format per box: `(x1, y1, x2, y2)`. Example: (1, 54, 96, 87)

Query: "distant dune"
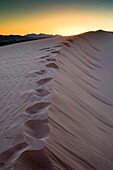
(0, 34, 60, 47)
(0, 31, 113, 170)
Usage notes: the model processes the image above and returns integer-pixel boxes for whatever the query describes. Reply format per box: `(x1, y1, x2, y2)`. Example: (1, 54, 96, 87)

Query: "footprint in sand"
(46, 49, 54, 52)
(25, 71, 37, 77)
(36, 78, 52, 85)
(63, 42, 71, 47)
(24, 119, 49, 139)
(51, 51, 60, 54)
(46, 58, 56, 62)
(40, 55, 50, 59)
(67, 39, 74, 43)
(25, 69, 46, 77)
(35, 69, 46, 75)
(36, 88, 50, 97)
(0, 143, 28, 166)
(45, 63, 59, 69)
(14, 150, 54, 170)
(25, 102, 50, 114)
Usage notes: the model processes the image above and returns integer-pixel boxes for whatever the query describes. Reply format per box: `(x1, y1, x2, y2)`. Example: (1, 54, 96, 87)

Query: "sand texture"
(0, 31, 113, 170)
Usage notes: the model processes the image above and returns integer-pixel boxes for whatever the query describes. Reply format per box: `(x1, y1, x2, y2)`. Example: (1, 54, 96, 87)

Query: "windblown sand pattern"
(0, 31, 113, 170)
(0, 37, 62, 170)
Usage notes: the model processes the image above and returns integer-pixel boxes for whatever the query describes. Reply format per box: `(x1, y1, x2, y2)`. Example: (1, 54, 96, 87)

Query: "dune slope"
(46, 31, 113, 170)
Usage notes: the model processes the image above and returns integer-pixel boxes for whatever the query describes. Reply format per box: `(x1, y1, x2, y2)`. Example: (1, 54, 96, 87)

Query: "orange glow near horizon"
(0, 8, 113, 36)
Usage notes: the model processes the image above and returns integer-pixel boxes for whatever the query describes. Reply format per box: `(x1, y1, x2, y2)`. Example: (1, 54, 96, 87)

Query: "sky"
(0, 0, 113, 36)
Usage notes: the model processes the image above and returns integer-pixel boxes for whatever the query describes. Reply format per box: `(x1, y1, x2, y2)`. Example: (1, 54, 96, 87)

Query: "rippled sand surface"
(0, 38, 63, 169)
(0, 31, 113, 170)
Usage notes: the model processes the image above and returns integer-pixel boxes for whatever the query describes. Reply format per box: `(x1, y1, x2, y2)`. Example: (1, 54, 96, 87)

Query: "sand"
(0, 31, 113, 170)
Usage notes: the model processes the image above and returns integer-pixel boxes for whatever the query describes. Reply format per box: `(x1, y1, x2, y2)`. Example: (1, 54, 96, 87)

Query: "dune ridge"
(0, 31, 113, 169)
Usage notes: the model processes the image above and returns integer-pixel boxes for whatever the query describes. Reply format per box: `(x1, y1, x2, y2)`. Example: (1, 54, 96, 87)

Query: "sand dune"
(0, 31, 113, 170)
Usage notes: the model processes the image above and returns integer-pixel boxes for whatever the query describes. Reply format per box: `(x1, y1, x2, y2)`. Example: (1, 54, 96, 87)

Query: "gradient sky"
(0, 0, 113, 35)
